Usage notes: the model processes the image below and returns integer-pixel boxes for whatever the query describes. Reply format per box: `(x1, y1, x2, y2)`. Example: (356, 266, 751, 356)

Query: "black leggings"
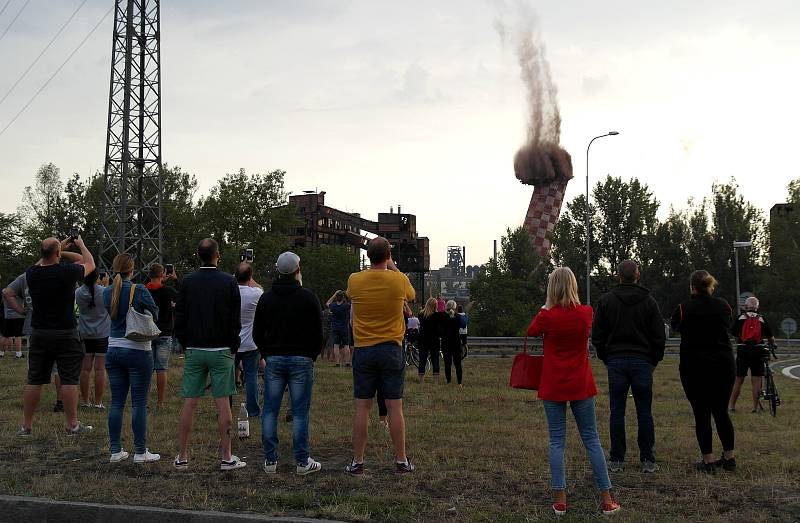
(443, 348, 463, 385)
(418, 339, 440, 375)
(680, 360, 735, 455)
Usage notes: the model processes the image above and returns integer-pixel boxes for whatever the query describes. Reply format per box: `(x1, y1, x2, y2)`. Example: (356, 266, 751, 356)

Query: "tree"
(294, 245, 360, 302)
(0, 213, 23, 283)
(469, 227, 548, 336)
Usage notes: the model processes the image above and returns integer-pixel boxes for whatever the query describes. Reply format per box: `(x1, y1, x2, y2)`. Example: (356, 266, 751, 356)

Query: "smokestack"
(390, 206, 394, 214)
(493, 240, 497, 262)
(398, 204, 402, 215)
(462, 246, 466, 275)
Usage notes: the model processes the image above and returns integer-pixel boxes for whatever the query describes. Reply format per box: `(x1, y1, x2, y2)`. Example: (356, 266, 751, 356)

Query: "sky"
(0, 0, 798, 269)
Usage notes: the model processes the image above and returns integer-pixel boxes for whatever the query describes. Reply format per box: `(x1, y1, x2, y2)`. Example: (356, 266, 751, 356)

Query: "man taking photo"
(17, 236, 95, 436)
(591, 260, 665, 474)
(345, 237, 416, 476)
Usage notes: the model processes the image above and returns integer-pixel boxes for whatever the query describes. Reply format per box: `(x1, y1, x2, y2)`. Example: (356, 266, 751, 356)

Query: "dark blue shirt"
(329, 301, 350, 332)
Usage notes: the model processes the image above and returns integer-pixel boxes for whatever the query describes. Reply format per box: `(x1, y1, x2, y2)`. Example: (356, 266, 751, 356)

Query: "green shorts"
(181, 349, 236, 398)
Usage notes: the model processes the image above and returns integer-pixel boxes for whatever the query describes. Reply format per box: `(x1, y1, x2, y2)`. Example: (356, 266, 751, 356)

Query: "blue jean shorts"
(152, 336, 172, 371)
(352, 342, 404, 400)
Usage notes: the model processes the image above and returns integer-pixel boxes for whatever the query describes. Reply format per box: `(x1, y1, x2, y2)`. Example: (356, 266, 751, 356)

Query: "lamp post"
(733, 241, 753, 315)
(585, 131, 619, 305)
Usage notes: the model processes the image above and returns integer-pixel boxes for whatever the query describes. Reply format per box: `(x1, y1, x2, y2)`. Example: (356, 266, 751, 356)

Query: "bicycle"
(404, 330, 420, 368)
(741, 342, 781, 417)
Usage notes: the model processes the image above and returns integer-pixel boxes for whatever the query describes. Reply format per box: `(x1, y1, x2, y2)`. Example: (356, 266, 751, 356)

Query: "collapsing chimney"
(501, 14, 573, 256)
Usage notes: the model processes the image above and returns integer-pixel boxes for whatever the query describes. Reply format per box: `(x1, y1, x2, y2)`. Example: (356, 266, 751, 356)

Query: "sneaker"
(296, 457, 322, 476)
(728, 407, 736, 413)
(174, 456, 189, 470)
(608, 460, 624, 472)
(694, 461, 715, 474)
(641, 461, 659, 473)
(344, 459, 365, 476)
(53, 401, 64, 413)
(66, 421, 93, 435)
(16, 426, 31, 438)
(110, 450, 130, 463)
(395, 459, 415, 475)
(220, 455, 247, 471)
(0, 352, 4, 357)
(134, 450, 161, 464)
(263, 460, 277, 474)
(15, 353, 24, 359)
(80, 402, 93, 409)
(713, 456, 736, 472)
(552, 503, 567, 517)
(601, 500, 621, 516)
(94, 404, 106, 410)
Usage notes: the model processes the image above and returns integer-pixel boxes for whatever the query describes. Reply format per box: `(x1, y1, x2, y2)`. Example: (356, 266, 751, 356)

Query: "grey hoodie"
(75, 284, 111, 339)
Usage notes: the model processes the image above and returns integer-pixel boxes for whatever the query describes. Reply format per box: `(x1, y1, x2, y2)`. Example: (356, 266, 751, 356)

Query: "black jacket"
(174, 267, 241, 353)
(671, 294, 733, 363)
(253, 279, 323, 360)
(591, 283, 666, 366)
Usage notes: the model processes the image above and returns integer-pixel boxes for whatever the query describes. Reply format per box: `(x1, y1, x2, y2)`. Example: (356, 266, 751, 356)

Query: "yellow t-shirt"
(346, 269, 416, 348)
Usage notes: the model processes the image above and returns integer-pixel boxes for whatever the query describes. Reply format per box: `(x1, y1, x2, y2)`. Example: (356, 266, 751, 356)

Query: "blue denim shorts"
(352, 342, 404, 400)
(152, 336, 172, 371)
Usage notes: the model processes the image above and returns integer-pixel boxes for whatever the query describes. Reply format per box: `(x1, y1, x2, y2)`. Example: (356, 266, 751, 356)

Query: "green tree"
(469, 227, 548, 336)
(294, 245, 360, 302)
(0, 213, 23, 282)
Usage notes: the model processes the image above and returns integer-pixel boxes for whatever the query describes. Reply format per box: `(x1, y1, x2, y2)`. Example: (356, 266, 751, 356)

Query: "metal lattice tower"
(99, 0, 162, 278)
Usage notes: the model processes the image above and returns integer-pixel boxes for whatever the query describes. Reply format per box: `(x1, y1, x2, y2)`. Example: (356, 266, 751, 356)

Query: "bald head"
(235, 261, 253, 283)
(617, 260, 639, 284)
(198, 238, 219, 266)
(367, 236, 391, 264)
(41, 237, 60, 261)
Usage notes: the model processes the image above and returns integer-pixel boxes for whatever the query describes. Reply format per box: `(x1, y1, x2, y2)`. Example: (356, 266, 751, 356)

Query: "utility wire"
(0, 0, 90, 109)
(0, 5, 113, 139)
(0, 0, 14, 20)
(0, 0, 31, 45)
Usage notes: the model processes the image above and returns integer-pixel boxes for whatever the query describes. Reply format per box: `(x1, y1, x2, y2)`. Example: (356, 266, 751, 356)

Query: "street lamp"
(733, 241, 753, 315)
(585, 131, 620, 305)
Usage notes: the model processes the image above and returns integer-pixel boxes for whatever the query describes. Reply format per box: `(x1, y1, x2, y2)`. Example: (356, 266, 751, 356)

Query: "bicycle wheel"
(461, 343, 468, 360)
(764, 370, 778, 417)
(408, 342, 420, 368)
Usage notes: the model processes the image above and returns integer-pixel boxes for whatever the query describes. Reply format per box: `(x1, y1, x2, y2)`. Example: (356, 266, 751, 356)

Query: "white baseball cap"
(276, 251, 300, 275)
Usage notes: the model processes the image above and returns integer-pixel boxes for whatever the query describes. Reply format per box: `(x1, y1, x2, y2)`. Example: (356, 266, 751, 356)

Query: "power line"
(0, 0, 31, 45)
(0, 5, 113, 139)
(0, 0, 14, 20)
(0, 0, 90, 109)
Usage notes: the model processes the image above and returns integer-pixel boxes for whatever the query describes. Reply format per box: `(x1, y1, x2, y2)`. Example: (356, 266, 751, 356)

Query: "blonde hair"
(690, 270, 717, 296)
(546, 267, 581, 309)
(445, 299, 457, 318)
(110, 254, 135, 320)
(422, 297, 437, 318)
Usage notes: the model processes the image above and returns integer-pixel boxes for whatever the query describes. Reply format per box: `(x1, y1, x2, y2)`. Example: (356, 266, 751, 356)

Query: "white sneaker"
(296, 457, 322, 476)
(220, 455, 246, 471)
(134, 450, 161, 464)
(263, 460, 278, 474)
(110, 450, 129, 463)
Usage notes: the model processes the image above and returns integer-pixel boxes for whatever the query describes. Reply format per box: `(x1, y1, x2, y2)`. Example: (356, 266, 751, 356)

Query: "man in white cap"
(729, 296, 775, 413)
(252, 251, 323, 475)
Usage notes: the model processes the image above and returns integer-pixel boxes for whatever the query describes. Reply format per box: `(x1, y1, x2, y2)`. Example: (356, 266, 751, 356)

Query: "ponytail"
(110, 274, 123, 320)
(84, 270, 99, 309)
(110, 254, 135, 319)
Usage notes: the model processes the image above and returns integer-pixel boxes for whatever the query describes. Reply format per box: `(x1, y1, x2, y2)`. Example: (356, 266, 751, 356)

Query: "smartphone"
(99, 271, 107, 280)
(245, 248, 254, 262)
(69, 227, 79, 240)
(165, 264, 174, 275)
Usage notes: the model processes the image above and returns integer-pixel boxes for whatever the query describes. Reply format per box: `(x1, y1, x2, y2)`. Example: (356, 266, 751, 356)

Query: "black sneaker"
(694, 461, 715, 474)
(344, 459, 365, 476)
(395, 460, 415, 475)
(53, 401, 64, 413)
(713, 456, 736, 472)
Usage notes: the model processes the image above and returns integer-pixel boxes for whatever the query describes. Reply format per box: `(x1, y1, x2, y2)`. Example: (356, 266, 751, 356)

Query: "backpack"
(458, 313, 468, 329)
(740, 314, 763, 344)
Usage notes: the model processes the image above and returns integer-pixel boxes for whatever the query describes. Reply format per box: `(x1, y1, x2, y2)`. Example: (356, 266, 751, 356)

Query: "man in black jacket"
(591, 260, 665, 474)
(253, 251, 323, 476)
(174, 238, 245, 472)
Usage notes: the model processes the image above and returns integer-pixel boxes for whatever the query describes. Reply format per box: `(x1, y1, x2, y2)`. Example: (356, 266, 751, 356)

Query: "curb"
(0, 495, 345, 523)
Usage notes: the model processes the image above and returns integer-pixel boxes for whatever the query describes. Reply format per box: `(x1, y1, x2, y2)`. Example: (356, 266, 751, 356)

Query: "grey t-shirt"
(75, 284, 111, 339)
(6, 273, 32, 333)
(3, 275, 26, 320)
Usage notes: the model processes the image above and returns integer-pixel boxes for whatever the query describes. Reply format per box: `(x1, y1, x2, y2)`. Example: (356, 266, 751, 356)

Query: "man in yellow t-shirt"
(344, 237, 415, 476)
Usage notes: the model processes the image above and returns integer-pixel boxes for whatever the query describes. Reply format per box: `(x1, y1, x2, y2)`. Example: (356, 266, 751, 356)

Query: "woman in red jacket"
(527, 267, 620, 517)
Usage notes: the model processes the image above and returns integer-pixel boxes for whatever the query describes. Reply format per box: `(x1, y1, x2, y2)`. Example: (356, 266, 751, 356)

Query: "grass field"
(0, 354, 798, 522)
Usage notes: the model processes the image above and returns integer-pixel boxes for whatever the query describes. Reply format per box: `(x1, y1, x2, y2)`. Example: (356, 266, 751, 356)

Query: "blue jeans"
(105, 347, 153, 454)
(239, 350, 261, 417)
(606, 357, 655, 463)
(543, 398, 612, 491)
(261, 356, 314, 465)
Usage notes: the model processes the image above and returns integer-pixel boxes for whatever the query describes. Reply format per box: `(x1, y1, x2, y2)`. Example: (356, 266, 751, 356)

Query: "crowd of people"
(0, 234, 778, 517)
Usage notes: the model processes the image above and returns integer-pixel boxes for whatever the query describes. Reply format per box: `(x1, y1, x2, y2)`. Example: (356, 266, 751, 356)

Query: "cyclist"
(728, 296, 775, 414)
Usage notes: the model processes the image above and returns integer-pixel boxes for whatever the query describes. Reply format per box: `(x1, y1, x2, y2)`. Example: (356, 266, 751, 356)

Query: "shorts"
(27, 329, 84, 385)
(2, 318, 25, 338)
(83, 337, 109, 354)
(352, 342, 405, 400)
(736, 347, 765, 377)
(152, 336, 172, 371)
(331, 330, 350, 346)
(181, 349, 236, 398)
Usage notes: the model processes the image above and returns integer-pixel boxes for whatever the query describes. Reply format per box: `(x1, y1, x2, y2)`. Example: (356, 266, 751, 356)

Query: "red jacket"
(526, 304, 597, 401)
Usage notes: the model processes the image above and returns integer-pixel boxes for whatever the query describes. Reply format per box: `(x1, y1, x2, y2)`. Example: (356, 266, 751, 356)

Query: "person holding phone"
(145, 263, 178, 409)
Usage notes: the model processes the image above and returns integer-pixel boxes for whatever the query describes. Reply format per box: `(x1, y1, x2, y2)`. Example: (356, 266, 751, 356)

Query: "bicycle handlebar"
(737, 342, 778, 359)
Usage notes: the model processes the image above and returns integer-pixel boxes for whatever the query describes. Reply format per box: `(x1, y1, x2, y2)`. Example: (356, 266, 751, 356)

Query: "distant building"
(424, 245, 478, 304)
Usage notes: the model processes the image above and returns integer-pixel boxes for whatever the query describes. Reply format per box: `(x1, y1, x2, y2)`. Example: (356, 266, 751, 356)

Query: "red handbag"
(509, 337, 543, 390)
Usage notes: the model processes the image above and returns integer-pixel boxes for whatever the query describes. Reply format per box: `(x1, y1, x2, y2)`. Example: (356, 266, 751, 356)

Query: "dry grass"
(0, 354, 798, 522)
